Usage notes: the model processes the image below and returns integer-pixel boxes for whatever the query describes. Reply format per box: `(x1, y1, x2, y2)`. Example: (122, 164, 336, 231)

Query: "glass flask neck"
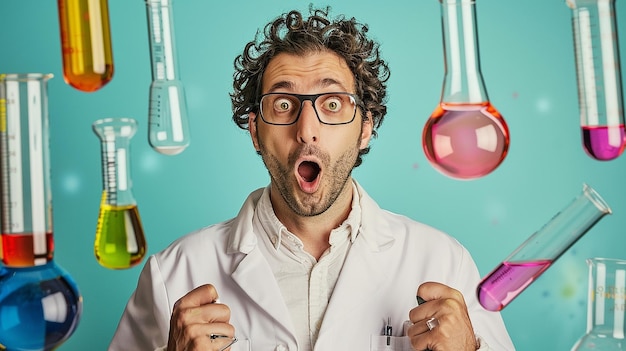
(0, 73, 55, 267)
(92, 118, 138, 206)
(438, 0, 489, 104)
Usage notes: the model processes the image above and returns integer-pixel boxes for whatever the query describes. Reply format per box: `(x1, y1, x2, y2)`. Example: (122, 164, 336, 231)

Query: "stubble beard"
(258, 142, 360, 217)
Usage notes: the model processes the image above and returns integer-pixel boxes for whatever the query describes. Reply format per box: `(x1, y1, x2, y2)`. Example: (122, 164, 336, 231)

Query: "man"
(109, 7, 514, 351)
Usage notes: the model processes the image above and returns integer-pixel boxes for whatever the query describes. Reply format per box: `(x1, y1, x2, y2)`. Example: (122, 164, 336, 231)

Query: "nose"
(296, 100, 319, 144)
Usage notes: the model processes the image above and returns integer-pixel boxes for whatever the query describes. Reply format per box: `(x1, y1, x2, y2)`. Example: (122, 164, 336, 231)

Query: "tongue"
(298, 161, 320, 182)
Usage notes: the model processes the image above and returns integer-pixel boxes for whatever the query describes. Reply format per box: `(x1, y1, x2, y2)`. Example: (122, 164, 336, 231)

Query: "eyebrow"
(266, 78, 349, 93)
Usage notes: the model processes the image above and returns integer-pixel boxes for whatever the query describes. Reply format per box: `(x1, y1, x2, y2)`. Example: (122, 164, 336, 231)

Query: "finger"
(173, 300, 231, 327)
(174, 322, 236, 351)
(406, 317, 436, 336)
(416, 281, 465, 304)
(176, 284, 220, 309)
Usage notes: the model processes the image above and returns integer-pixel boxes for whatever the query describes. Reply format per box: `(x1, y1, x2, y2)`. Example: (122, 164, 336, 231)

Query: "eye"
(274, 97, 294, 113)
(322, 96, 343, 113)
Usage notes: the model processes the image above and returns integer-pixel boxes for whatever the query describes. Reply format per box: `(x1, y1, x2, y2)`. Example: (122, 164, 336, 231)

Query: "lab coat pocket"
(230, 338, 250, 351)
(370, 335, 412, 351)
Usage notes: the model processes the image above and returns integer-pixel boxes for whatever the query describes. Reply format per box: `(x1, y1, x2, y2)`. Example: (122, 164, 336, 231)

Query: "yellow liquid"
(58, 0, 114, 92)
(94, 203, 146, 269)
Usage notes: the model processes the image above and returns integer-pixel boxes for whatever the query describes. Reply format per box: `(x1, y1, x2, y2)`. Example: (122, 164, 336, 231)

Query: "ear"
(359, 111, 373, 150)
(248, 112, 261, 152)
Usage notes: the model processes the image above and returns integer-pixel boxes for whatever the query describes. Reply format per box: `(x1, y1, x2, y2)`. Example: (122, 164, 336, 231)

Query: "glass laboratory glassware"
(572, 258, 626, 351)
(422, 0, 510, 180)
(477, 184, 612, 312)
(0, 73, 82, 350)
(145, 0, 190, 155)
(57, 0, 114, 92)
(92, 117, 146, 269)
(567, 0, 625, 161)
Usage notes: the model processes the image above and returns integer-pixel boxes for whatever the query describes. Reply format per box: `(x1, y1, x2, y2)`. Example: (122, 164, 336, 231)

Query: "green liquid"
(94, 204, 146, 269)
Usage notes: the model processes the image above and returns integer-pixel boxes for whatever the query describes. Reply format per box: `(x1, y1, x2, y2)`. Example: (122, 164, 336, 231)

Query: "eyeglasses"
(258, 92, 360, 125)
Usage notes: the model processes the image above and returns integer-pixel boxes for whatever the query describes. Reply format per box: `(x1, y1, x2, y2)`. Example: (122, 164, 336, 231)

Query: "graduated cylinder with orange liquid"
(92, 117, 146, 269)
(57, 0, 114, 92)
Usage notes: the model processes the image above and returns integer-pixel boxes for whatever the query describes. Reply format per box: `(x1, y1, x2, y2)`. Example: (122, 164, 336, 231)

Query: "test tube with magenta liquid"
(477, 184, 612, 311)
(567, 0, 625, 160)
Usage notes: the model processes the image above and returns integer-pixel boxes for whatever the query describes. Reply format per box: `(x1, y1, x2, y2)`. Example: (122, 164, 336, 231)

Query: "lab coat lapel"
(314, 183, 394, 349)
(230, 246, 296, 338)
(315, 236, 386, 346)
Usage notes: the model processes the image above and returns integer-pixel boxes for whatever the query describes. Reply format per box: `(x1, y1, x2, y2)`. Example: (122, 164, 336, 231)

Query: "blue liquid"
(0, 261, 82, 350)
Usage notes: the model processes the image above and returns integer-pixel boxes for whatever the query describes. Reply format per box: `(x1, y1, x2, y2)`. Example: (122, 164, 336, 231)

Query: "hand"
(167, 284, 237, 351)
(407, 282, 479, 351)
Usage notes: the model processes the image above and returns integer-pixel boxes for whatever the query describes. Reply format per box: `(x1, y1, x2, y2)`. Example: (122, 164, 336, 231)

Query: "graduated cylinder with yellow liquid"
(92, 117, 146, 269)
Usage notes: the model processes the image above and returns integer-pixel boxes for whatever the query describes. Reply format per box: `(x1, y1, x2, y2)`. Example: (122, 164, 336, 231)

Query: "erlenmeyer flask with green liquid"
(92, 117, 146, 269)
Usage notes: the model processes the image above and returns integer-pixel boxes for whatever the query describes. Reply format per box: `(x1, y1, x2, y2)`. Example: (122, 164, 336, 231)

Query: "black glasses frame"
(257, 92, 361, 126)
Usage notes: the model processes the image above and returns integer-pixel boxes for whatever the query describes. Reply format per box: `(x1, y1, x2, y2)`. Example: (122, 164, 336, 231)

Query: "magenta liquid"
(477, 260, 552, 311)
(582, 125, 625, 161)
(422, 102, 509, 180)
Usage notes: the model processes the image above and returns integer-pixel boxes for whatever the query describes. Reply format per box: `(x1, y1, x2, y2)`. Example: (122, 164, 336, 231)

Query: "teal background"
(1, 0, 626, 349)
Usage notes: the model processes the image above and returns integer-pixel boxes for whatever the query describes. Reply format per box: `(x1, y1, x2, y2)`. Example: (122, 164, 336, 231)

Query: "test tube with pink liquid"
(477, 184, 612, 311)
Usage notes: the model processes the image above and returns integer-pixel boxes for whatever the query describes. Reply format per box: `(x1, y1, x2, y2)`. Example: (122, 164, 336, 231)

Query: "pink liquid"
(477, 260, 552, 311)
(422, 102, 510, 179)
(582, 125, 625, 161)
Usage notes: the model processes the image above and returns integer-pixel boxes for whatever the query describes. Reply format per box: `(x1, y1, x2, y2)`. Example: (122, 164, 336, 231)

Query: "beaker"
(57, 0, 114, 92)
(567, 0, 625, 161)
(477, 183, 612, 311)
(572, 257, 626, 351)
(0, 73, 82, 350)
(92, 117, 146, 270)
(422, 0, 510, 180)
(145, 0, 190, 155)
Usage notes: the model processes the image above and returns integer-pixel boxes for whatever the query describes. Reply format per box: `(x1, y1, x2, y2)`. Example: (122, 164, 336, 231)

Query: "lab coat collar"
(226, 181, 397, 348)
(226, 181, 395, 254)
(225, 188, 260, 255)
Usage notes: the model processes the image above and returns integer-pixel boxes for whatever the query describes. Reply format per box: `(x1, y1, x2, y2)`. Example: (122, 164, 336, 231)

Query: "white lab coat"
(109, 182, 515, 351)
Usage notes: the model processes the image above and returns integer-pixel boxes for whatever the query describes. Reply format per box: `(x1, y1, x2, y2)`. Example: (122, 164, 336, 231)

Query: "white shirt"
(254, 184, 361, 350)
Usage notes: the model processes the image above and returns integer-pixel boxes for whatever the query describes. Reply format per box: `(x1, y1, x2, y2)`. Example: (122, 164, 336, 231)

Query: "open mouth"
(298, 161, 321, 183)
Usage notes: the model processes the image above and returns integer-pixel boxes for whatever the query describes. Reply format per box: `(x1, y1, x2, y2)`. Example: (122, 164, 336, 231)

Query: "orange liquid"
(1, 232, 54, 267)
(57, 0, 114, 92)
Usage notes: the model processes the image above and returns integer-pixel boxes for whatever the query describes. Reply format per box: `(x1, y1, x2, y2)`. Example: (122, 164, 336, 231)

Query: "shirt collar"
(255, 181, 363, 251)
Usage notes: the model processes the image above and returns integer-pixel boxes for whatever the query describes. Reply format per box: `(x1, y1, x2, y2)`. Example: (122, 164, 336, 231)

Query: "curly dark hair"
(230, 6, 390, 167)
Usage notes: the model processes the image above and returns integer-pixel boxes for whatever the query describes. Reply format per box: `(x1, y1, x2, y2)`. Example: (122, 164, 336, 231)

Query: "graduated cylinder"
(0, 73, 54, 267)
(0, 73, 83, 351)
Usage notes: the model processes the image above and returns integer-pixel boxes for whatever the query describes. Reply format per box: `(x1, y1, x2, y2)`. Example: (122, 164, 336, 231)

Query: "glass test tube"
(145, 0, 190, 155)
(422, 0, 510, 180)
(0, 73, 82, 350)
(57, 0, 114, 92)
(92, 117, 146, 270)
(477, 184, 612, 312)
(567, 0, 625, 161)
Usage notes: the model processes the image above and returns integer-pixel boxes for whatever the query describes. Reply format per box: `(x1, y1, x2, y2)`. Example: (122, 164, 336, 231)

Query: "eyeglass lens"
(260, 93, 356, 125)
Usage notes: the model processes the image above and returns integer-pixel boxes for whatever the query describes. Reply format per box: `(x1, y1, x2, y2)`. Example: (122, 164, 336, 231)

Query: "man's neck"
(270, 180, 354, 260)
